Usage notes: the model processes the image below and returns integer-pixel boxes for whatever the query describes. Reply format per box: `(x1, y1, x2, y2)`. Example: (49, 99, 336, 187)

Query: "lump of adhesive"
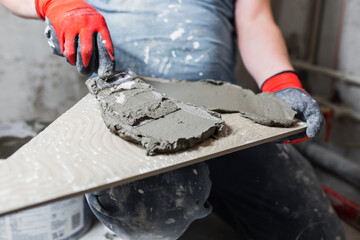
(86, 71, 223, 155)
(142, 78, 296, 127)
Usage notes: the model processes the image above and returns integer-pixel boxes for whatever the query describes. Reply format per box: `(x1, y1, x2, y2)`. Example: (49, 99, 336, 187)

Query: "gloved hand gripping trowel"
(37, 0, 116, 79)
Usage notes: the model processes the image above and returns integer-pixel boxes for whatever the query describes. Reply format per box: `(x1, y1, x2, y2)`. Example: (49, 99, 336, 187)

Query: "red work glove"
(35, 0, 115, 78)
(262, 71, 324, 143)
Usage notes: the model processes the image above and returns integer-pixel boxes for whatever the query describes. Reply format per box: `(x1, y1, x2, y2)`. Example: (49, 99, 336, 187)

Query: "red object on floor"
(283, 136, 309, 144)
(322, 184, 360, 229)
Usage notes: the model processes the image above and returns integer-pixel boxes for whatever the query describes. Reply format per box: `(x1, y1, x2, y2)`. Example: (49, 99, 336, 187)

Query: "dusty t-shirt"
(86, 0, 237, 83)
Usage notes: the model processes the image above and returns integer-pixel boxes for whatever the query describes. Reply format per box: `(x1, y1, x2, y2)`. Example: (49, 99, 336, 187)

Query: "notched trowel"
(85, 69, 223, 156)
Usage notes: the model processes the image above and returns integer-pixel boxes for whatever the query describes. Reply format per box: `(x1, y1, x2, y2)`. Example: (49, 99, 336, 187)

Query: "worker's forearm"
(0, 0, 39, 19)
(235, 0, 294, 87)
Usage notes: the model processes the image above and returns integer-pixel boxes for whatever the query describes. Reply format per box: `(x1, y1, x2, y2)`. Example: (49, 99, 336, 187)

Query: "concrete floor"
(80, 213, 359, 240)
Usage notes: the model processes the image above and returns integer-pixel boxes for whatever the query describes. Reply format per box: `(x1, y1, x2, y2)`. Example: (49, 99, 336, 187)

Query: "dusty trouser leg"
(207, 144, 346, 240)
(85, 162, 212, 240)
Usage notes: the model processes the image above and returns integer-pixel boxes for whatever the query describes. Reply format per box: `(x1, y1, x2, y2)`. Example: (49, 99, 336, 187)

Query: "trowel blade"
(92, 69, 138, 90)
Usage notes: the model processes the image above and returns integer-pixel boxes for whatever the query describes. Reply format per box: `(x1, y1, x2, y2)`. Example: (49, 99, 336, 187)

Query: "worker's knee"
(85, 162, 212, 240)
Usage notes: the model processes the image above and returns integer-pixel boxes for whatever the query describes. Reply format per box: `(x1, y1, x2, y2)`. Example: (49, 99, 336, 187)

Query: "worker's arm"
(0, 0, 39, 18)
(235, 0, 324, 138)
(235, 0, 293, 86)
(0, 0, 115, 78)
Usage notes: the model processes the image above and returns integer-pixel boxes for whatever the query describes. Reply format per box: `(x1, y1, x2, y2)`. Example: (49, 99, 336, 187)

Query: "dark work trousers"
(87, 143, 346, 240)
(207, 143, 346, 240)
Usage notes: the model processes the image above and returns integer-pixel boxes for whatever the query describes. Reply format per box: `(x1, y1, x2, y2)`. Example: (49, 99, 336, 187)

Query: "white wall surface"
(336, 0, 360, 112)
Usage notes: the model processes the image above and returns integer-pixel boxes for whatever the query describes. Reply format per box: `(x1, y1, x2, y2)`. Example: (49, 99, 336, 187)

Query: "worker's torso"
(87, 0, 236, 83)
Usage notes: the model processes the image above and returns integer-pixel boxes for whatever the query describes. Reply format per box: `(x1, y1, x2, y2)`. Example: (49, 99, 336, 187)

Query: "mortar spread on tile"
(86, 71, 223, 155)
(143, 78, 296, 127)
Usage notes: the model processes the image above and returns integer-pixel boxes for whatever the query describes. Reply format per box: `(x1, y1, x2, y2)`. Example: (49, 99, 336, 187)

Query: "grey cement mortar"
(143, 78, 296, 127)
(86, 71, 223, 155)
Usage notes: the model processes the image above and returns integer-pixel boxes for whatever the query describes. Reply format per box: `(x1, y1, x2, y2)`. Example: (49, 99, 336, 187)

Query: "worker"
(1, 0, 346, 239)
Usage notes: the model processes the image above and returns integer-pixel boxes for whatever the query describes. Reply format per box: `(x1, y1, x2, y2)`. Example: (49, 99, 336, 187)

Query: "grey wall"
(0, 7, 87, 123)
